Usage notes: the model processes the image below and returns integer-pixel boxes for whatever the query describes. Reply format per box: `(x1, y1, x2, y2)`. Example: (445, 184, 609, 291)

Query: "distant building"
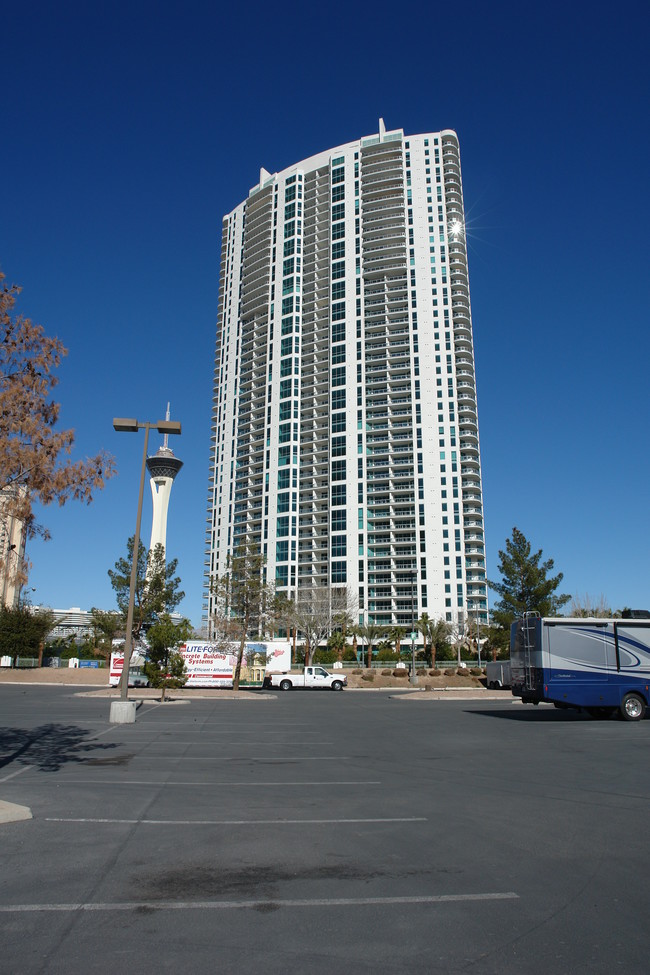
(146, 405, 183, 557)
(35, 606, 185, 645)
(35, 607, 98, 643)
(0, 487, 28, 608)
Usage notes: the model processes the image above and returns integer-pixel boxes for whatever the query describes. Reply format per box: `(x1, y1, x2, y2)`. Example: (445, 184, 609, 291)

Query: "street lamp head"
(113, 418, 139, 433)
(113, 418, 181, 436)
(156, 420, 182, 435)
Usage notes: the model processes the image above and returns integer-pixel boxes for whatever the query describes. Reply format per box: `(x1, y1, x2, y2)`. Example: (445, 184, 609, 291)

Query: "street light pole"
(410, 571, 418, 686)
(110, 417, 181, 724)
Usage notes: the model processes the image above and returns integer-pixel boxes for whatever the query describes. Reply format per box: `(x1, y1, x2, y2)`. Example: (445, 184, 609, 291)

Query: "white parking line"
(45, 816, 428, 825)
(0, 892, 518, 913)
(43, 779, 382, 787)
(0, 765, 32, 784)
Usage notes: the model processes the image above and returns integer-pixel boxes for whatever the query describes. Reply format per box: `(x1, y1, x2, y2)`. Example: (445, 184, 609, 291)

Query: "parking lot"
(1, 685, 650, 974)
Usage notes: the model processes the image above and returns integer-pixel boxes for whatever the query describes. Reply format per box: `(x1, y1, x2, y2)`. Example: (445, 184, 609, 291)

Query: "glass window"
(331, 483, 347, 505)
(332, 344, 346, 364)
(332, 459, 346, 481)
(332, 281, 345, 301)
(332, 509, 347, 532)
(332, 366, 346, 387)
(332, 561, 347, 583)
(332, 388, 346, 410)
(331, 536, 347, 558)
(332, 167, 345, 184)
(332, 320, 345, 343)
(331, 435, 346, 456)
(276, 540, 289, 561)
(277, 516, 289, 537)
(332, 184, 345, 202)
(278, 469, 290, 489)
(332, 203, 345, 221)
(332, 412, 346, 432)
(332, 241, 345, 260)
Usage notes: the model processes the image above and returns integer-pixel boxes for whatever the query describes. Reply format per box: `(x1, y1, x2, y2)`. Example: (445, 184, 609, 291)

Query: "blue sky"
(2, 0, 649, 626)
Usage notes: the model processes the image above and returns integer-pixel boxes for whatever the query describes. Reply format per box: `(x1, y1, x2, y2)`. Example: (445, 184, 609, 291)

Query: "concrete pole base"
(109, 700, 137, 724)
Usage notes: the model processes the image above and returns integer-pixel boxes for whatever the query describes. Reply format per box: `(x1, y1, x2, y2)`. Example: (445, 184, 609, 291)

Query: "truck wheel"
(279, 679, 292, 692)
(331, 680, 343, 691)
(620, 693, 646, 721)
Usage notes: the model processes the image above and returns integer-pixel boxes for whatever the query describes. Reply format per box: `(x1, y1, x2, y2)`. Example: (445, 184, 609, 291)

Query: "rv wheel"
(620, 693, 646, 722)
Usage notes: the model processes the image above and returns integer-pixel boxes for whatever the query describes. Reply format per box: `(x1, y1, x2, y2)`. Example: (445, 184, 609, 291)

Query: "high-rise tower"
(206, 122, 487, 634)
(147, 405, 183, 556)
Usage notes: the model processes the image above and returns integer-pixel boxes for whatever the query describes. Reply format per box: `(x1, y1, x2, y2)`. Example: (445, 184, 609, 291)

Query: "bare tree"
(291, 585, 356, 666)
(0, 273, 116, 590)
(568, 593, 614, 618)
(210, 545, 276, 690)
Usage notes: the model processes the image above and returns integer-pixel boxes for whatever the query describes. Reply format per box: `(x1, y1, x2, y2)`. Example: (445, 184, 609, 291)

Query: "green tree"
(428, 617, 452, 668)
(417, 613, 433, 664)
(108, 537, 184, 643)
(481, 624, 510, 661)
(353, 622, 386, 668)
(210, 545, 276, 690)
(388, 625, 407, 659)
(327, 629, 347, 662)
(0, 604, 54, 666)
(90, 608, 122, 659)
(144, 614, 193, 701)
(488, 526, 570, 637)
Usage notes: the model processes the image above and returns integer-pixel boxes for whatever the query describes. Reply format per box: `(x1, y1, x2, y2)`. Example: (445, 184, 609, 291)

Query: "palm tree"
(417, 613, 433, 664)
(429, 618, 452, 668)
(353, 622, 386, 668)
(388, 625, 407, 661)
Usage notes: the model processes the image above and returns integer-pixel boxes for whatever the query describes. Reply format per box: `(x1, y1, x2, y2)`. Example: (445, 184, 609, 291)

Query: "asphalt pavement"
(1, 685, 649, 974)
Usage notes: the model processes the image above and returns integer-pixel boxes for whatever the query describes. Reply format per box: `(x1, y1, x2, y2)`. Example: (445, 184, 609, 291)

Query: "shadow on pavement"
(465, 707, 594, 722)
(0, 724, 119, 772)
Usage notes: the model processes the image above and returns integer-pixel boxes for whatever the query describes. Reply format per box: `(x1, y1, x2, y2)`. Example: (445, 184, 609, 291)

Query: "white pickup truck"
(264, 666, 347, 691)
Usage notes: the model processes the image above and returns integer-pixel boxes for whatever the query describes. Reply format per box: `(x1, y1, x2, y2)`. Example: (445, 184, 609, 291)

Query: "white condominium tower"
(206, 120, 487, 634)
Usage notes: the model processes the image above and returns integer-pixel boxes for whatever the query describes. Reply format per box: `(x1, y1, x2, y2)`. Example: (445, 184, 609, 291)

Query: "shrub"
(444, 669, 456, 677)
(429, 669, 441, 677)
(470, 668, 483, 676)
(351, 669, 362, 675)
(456, 669, 467, 676)
(361, 671, 375, 682)
(392, 669, 408, 678)
(381, 669, 392, 676)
